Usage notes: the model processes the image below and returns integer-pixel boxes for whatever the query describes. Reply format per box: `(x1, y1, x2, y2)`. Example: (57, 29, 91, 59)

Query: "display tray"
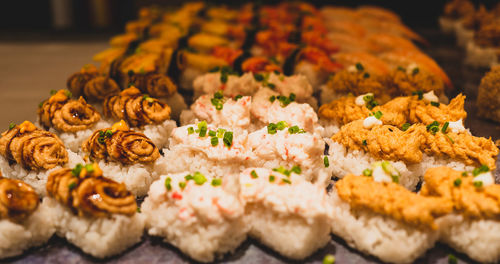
(5, 28, 499, 264)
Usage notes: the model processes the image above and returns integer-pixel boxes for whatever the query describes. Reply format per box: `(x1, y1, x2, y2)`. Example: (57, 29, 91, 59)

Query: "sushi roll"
(180, 92, 252, 131)
(439, 0, 475, 34)
(327, 117, 498, 190)
(329, 174, 451, 264)
(239, 167, 332, 260)
(319, 92, 466, 137)
(0, 121, 81, 194)
(465, 23, 500, 68)
(45, 163, 144, 258)
(81, 120, 161, 196)
(142, 172, 247, 263)
(0, 176, 55, 258)
(421, 166, 500, 263)
(37, 89, 110, 152)
(156, 121, 250, 187)
(247, 123, 329, 187)
(476, 66, 500, 123)
(102, 86, 177, 149)
(66, 65, 121, 103)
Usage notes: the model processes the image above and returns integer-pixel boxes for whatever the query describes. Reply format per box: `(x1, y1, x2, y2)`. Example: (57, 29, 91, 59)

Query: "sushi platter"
(1, 1, 500, 264)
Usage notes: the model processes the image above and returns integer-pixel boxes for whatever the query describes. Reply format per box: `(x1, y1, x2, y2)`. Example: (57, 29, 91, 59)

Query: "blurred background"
(0, 0, 498, 127)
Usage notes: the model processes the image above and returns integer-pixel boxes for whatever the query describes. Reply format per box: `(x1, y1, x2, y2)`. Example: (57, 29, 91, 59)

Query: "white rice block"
(437, 214, 500, 263)
(0, 150, 84, 196)
(162, 92, 187, 121)
(139, 119, 177, 150)
(0, 199, 56, 259)
(44, 197, 144, 259)
(247, 127, 330, 187)
(319, 118, 340, 138)
(465, 42, 500, 68)
(239, 168, 332, 260)
(294, 61, 329, 92)
(320, 84, 347, 106)
(95, 160, 158, 197)
(454, 22, 473, 47)
(39, 119, 111, 153)
(180, 67, 205, 91)
(329, 191, 438, 264)
(438, 17, 459, 34)
(142, 174, 247, 263)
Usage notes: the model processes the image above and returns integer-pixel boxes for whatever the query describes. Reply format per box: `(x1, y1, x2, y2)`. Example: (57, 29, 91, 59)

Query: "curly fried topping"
(0, 177, 39, 222)
(103, 87, 171, 127)
(82, 121, 160, 164)
(477, 66, 500, 122)
(421, 167, 500, 220)
(331, 120, 424, 163)
(318, 96, 370, 125)
(128, 73, 177, 97)
(82, 76, 121, 102)
(66, 65, 100, 98)
(386, 67, 444, 97)
(38, 90, 101, 133)
(443, 0, 475, 19)
(335, 174, 451, 229)
(336, 174, 451, 229)
(0, 121, 68, 171)
(462, 5, 495, 31)
(47, 164, 137, 217)
(474, 23, 500, 48)
(326, 69, 391, 103)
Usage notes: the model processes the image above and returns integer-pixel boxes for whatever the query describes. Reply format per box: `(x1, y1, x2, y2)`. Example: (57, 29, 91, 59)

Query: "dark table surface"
(1, 28, 499, 264)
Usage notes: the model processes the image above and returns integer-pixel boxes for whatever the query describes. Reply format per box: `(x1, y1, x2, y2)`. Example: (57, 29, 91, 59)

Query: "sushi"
(142, 172, 247, 262)
(45, 163, 144, 258)
(0, 176, 55, 258)
(0, 121, 81, 194)
(37, 89, 110, 152)
(476, 66, 500, 123)
(81, 120, 161, 196)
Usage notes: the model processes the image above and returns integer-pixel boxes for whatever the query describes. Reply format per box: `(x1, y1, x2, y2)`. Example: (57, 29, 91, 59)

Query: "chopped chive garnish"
(363, 72, 370, 78)
(397, 66, 405, 71)
(323, 254, 336, 264)
(187, 127, 194, 134)
(273, 166, 290, 176)
(472, 165, 489, 176)
(391, 175, 399, 183)
(461, 171, 468, 177)
(68, 182, 77, 190)
(165, 177, 172, 191)
(267, 83, 276, 89)
(412, 90, 423, 100)
(193, 172, 207, 185)
(211, 136, 219, 146)
(269, 95, 276, 102)
(217, 128, 226, 138)
(71, 164, 83, 177)
(288, 125, 306, 134)
(209, 66, 220, 72)
(282, 178, 291, 184)
(448, 254, 457, 264)
(444, 134, 455, 144)
(441, 122, 449, 133)
(362, 169, 373, 176)
(412, 67, 420, 75)
(431, 101, 440, 107)
(50, 89, 57, 95)
(363, 94, 378, 110)
(453, 178, 462, 187)
(64, 90, 72, 98)
(137, 207, 141, 213)
(362, 139, 367, 146)
(179, 181, 186, 190)
(401, 123, 411, 131)
(223, 131, 233, 147)
(220, 74, 228, 83)
(234, 95, 243, 100)
(269, 175, 276, 182)
(8, 123, 16, 130)
(208, 130, 216, 137)
(355, 62, 364, 71)
(105, 129, 113, 137)
(251, 170, 258, 178)
(198, 121, 207, 137)
(373, 111, 383, 120)
(473, 181, 483, 188)
(185, 174, 193, 181)
(291, 165, 301, 174)
(276, 121, 288, 130)
(214, 91, 223, 99)
(85, 164, 94, 173)
(211, 178, 222, 186)
(323, 156, 329, 168)
(426, 121, 440, 135)
(254, 73, 264, 81)
(267, 123, 277, 134)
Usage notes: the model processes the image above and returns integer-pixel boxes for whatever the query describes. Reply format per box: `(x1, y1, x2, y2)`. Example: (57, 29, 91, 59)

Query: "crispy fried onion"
(39, 94, 101, 133)
(82, 127, 159, 165)
(47, 165, 137, 217)
(103, 87, 171, 127)
(0, 177, 39, 222)
(0, 122, 68, 171)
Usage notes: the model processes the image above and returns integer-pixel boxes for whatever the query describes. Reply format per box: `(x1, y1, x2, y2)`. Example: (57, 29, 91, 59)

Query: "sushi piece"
(329, 174, 451, 264)
(454, 5, 494, 47)
(0, 176, 55, 259)
(327, 118, 498, 190)
(156, 121, 251, 188)
(0, 121, 81, 194)
(81, 120, 161, 196)
(319, 92, 466, 137)
(179, 51, 228, 91)
(439, 0, 475, 34)
(180, 92, 252, 131)
(239, 167, 332, 260)
(66, 65, 121, 103)
(477, 66, 500, 122)
(142, 172, 247, 263)
(465, 22, 500, 68)
(421, 166, 500, 263)
(102, 86, 177, 149)
(247, 123, 329, 187)
(37, 89, 110, 152)
(45, 163, 144, 258)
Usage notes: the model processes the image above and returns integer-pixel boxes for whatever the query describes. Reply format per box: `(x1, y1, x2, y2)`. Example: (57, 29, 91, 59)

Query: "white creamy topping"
(473, 171, 495, 187)
(448, 119, 466, 133)
(347, 65, 357, 72)
(406, 63, 419, 75)
(355, 93, 373, 106)
(371, 165, 392, 183)
(423, 90, 439, 103)
(363, 115, 382, 128)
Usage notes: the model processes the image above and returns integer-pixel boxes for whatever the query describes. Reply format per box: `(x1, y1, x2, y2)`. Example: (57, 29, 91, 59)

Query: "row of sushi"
(65, 1, 453, 113)
(439, 0, 500, 68)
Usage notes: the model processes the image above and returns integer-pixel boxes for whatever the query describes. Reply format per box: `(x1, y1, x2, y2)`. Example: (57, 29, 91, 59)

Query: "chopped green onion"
(64, 90, 72, 98)
(179, 181, 186, 190)
(209, 66, 220, 73)
(193, 172, 207, 185)
(85, 164, 94, 173)
(234, 95, 243, 101)
(187, 127, 194, 134)
(267, 123, 277, 134)
(323, 254, 336, 264)
(412, 67, 420, 75)
(473, 181, 483, 188)
(165, 177, 172, 191)
(362, 139, 367, 146)
(397, 66, 405, 71)
(431, 101, 440, 107)
(185, 174, 193, 181)
(269, 175, 276, 182)
(269, 95, 276, 102)
(373, 111, 383, 120)
(472, 165, 489, 176)
(250, 170, 258, 179)
(362, 169, 373, 176)
(217, 128, 226, 138)
(211, 178, 222, 186)
(71, 164, 83, 177)
(8, 123, 15, 130)
(441, 122, 449, 133)
(211, 136, 219, 146)
(453, 178, 462, 187)
(254, 73, 264, 81)
(323, 156, 329, 168)
(105, 129, 113, 137)
(208, 130, 216, 137)
(214, 91, 223, 99)
(273, 166, 290, 176)
(461, 171, 468, 177)
(426, 121, 440, 135)
(223, 131, 233, 147)
(50, 89, 57, 95)
(391, 175, 399, 183)
(291, 165, 301, 174)
(412, 90, 423, 100)
(267, 83, 276, 89)
(68, 182, 77, 190)
(448, 254, 457, 264)
(220, 73, 228, 83)
(444, 134, 455, 144)
(137, 207, 141, 213)
(355, 62, 364, 71)
(198, 121, 207, 137)
(363, 72, 370, 78)
(276, 121, 288, 130)
(401, 123, 411, 131)
(282, 178, 291, 184)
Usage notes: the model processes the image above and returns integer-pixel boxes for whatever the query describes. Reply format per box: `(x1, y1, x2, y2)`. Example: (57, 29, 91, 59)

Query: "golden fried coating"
(477, 66, 500, 122)
(474, 22, 500, 48)
(386, 68, 445, 97)
(83, 76, 121, 102)
(66, 65, 100, 98)
(0, 177, 39, 223)
(326, 69, 391, 103)
(443, 0, 475, 19)
(318, 96, 370, 125)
